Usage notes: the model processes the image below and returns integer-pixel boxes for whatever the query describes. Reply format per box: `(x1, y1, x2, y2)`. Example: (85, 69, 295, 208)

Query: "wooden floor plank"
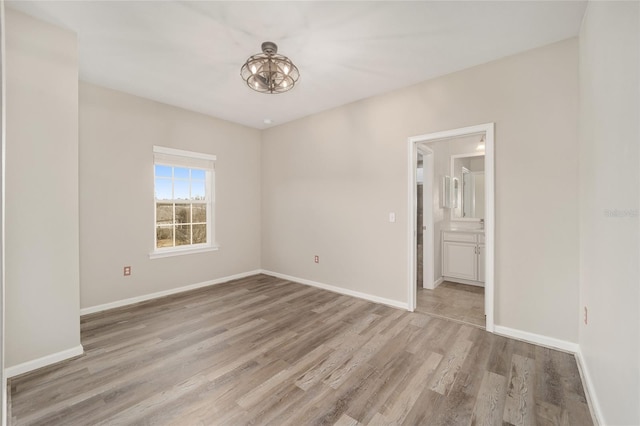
(428, 330, 473, 396)
(345, 351, 414, 424)
(381, 351, 442, 424)
(8, 274, 594, 426)
(504, 354, 537, 426)
(333, 413, 361, 426)
(470, 371, 507, 426)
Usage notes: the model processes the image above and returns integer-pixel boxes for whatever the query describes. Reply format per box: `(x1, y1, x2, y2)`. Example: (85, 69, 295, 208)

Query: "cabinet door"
(442, 241, 477, 280)
(478, 244, 485, 283)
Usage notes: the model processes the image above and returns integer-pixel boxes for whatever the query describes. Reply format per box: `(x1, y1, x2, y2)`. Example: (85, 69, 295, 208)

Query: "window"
(151, 146, 217, 258)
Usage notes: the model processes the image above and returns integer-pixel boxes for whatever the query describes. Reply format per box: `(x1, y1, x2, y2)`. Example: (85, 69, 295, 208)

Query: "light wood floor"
(416, 281, 485, 328)
(9, 274, 592, 425)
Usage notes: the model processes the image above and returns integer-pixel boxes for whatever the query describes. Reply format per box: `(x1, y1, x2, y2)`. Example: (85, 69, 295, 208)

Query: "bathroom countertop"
(442, 227, 484, 234)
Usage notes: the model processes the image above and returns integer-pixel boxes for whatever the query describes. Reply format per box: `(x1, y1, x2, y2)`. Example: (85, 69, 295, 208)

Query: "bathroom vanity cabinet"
(442, 229, 485, 286)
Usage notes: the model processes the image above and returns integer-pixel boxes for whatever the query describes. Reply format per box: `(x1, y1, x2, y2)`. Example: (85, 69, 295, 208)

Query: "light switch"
(389, 212, 396, 223)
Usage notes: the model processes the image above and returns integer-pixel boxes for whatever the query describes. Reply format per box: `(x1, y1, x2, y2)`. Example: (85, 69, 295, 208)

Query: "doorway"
(407, 123, 494, 332)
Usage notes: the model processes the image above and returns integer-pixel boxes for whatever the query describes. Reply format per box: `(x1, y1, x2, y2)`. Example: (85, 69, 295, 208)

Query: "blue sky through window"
(155, 165, 207, 200)
(174, 180, 189, 199)
(155, 165, 172, 177)
(155, 178, 172, 200)
(192, 169, 205, 180)
(191, 181, 205, 199)
(174, 167, 189, 179)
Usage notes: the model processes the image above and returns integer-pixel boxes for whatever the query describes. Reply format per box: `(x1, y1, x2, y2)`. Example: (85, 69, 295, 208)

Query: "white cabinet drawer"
(442, 231, 477, 243)
(478, 234, 485, 244)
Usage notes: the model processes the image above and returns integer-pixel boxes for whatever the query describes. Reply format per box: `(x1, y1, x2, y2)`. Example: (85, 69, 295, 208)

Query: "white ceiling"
(8, 1, 587, 129)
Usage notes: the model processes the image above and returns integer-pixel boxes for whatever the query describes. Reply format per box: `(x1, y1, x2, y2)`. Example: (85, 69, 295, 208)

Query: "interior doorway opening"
(407, 123, 494, 332)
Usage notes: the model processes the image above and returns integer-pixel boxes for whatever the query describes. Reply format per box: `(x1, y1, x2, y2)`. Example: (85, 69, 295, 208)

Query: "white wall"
(469, 157, 484, 172)
(578, 2, 639, 424)
(79, 83, 261, 309)
(5, 9, 81, 367)
(262, 38, 580, 343)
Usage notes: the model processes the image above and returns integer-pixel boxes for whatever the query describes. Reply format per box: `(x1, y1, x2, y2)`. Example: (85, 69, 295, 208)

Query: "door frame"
(406, 123, 495, 332)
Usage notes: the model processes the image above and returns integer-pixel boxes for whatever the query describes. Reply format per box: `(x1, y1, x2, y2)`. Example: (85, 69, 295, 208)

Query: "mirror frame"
(450, 152, 485, 222)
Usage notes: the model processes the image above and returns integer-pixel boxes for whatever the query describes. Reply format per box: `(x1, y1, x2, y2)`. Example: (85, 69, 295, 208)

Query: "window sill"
(149, 245, 220, 260)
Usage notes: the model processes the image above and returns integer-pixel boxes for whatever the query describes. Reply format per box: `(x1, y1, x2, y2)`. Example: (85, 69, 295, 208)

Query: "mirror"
(451, 154, 485, 220)
(441, 176, 459, 209)
(441, 176, 452, 208)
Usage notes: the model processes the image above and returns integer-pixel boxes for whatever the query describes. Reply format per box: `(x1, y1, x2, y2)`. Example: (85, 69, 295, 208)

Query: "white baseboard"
(6, 344, 84, 378)
(493, 325, 579, 353)
(574, 349, 604, 426)
(433, 277, 444, 288)
(442, 276, 485, 288)
(80, 270, 262, 316)
(260, 270, 409, 310)
(422, 277, 442, 290)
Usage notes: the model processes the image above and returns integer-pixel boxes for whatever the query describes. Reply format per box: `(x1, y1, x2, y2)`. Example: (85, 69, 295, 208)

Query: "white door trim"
(407, 123, 495, 333)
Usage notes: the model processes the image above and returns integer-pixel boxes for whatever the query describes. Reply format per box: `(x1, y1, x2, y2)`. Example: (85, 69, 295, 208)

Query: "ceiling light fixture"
(477, 134, 486, 151)
(241, 41, 300, 94)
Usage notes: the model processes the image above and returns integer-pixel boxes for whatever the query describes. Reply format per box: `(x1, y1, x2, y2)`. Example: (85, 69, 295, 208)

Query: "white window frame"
(149, 146, 219, 259)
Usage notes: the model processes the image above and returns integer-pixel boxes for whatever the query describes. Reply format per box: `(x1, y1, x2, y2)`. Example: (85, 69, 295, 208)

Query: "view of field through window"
(155, 165, 207, 248)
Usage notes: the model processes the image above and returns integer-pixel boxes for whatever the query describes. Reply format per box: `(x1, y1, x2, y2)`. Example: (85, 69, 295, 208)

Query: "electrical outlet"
(314, 255, 319, 264)
(584, 306, 588, 325)
(124, 266, 131, 276)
